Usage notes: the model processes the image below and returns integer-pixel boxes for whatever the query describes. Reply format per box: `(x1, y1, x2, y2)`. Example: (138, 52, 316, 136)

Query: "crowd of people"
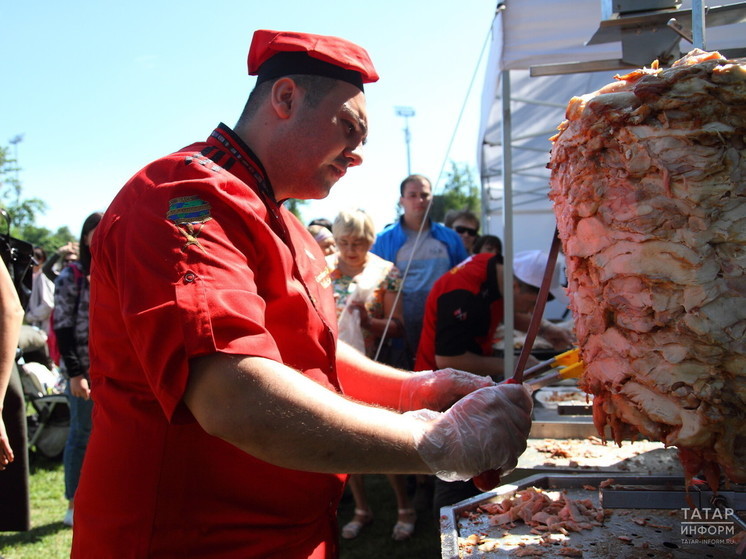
(306, 181, 574, 539)
(0, 29, 575, 558)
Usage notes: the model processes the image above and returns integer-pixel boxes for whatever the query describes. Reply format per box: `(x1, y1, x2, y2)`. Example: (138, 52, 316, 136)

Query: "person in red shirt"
(72, 30, 534, 558)
(416, 250, 573, 376)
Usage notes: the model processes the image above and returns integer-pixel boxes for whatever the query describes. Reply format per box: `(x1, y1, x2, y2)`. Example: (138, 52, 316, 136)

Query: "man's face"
(513, 282, 540, 314)
(399, 178, 432, 220)
(452, 217, 479, 252)
(273, 81, 368, 200)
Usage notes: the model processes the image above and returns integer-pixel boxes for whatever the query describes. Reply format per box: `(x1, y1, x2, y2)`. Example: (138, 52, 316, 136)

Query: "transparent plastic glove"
(398, 369, 494, 412)
(405, 384, 532, 482)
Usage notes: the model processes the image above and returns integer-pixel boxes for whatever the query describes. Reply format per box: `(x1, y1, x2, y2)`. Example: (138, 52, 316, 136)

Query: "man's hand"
(399, 369, 494, 412)
(70, 375, 91, 400)
(58, 241, 80, 260)
(540, 323, 575, 350)
(405, 383, 533, 481)
(347, 302, 370, 329)
(0, 418, 13, 470)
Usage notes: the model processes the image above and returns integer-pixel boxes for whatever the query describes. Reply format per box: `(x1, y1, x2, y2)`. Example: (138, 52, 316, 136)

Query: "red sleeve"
(93, 164, 284, 420)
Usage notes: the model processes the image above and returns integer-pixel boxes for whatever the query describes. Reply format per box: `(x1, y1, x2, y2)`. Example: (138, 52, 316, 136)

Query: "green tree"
(17, 224, 76, 256)
(284, 198, 308, 221)
(430, 160, 481, 223)
(0, 145, 47, 233)
(0, 144, 76, 253)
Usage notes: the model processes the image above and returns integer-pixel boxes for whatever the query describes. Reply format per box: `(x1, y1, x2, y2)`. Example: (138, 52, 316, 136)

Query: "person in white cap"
(513, 249, 564, 301)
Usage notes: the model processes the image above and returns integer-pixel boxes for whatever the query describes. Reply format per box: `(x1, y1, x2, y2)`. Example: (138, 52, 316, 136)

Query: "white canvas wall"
(478, 0, 746, 323)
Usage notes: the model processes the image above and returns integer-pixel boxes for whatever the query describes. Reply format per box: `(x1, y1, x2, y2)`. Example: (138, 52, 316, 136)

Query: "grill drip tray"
(440, 473, 745, 558)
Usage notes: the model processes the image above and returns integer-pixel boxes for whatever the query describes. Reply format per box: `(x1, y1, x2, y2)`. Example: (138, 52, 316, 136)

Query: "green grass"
(0, 457, 441, 558)
(0, 454, 71, 559)
(338, 475, 441, 559)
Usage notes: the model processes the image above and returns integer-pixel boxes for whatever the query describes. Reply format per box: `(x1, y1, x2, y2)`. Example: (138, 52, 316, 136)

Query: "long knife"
(472, 228, 564, 492)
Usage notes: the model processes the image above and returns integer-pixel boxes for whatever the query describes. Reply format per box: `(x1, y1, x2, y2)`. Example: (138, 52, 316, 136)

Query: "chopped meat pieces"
(549, 49, 746, 488)
(513, 546, 547, 557)
(480, 487, 604, 535)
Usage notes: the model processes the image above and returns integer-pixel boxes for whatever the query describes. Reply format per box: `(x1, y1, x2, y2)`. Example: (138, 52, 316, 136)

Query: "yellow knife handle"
(558, 361, 584, 379)
(553, 347, 580, 367)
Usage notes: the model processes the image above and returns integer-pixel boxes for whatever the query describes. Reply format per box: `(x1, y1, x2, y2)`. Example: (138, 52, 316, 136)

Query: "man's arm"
(185, 352, 427, 474)
(185, 351, 533, 484)
(514, 312, 575, 350)
(436, 351, 541, 381)
(337, 342, 495, 412)
(435, 352, 504, 378)
(0, 259, 23, 467)
(335, 341, 410, 409)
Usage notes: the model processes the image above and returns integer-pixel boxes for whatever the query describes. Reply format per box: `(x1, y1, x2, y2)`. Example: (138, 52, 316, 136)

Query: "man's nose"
(345, 142, 364, 167)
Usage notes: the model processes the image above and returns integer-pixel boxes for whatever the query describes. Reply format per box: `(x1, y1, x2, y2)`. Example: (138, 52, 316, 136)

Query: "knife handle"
(471, 378, 520, 491)
(473, 469, 502, 492)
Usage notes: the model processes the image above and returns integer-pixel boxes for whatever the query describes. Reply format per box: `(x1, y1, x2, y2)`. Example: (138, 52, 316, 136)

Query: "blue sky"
(1, 1, 496, 237)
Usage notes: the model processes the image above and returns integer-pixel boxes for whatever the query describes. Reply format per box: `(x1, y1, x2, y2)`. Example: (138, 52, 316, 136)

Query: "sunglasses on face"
(454, 225, 478, 237)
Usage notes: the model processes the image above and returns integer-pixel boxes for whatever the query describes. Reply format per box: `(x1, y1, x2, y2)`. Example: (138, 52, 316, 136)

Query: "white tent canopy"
(479, 0, 746, 242)
(478, 0, 746, 369)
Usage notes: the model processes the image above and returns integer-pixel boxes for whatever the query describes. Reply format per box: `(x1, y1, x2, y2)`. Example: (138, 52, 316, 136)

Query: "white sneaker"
(63, 508, 74, 527)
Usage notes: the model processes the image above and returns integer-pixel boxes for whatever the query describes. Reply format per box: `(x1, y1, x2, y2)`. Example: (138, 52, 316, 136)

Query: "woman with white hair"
(326, 209, 417, 541)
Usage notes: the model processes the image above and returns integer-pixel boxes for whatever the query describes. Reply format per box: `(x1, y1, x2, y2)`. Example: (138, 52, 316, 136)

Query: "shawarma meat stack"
(548, 49, 746, 488)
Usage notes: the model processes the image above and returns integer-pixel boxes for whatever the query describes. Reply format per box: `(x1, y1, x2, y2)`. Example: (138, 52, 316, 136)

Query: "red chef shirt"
(72, 124, 345, 559)
(415, 253, 504, 372)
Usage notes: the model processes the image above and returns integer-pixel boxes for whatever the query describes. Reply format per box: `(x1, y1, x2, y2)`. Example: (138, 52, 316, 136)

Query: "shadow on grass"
(0, 521, 69, 547)
(28, 452, 63, 474)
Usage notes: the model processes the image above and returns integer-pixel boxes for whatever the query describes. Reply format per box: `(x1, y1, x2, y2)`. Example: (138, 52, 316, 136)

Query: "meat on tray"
(548, 49, 746, 489)
(458, 487, 607, 555)
(476, 487, 605, 533)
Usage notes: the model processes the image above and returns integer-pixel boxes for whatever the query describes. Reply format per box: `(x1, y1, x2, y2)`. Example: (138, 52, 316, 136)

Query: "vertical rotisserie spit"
(548, 50, 746, 488)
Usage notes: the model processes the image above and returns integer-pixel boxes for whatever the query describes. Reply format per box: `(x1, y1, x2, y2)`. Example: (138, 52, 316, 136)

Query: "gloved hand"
(404, 383, 532, 482)
(398, 369, 494, 412)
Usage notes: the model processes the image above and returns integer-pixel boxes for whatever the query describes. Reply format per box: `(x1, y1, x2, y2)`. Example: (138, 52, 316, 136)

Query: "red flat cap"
(248, 29, 379, 91)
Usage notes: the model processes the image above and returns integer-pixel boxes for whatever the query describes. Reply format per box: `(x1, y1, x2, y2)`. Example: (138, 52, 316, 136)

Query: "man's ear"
(269, 77, 298, 119)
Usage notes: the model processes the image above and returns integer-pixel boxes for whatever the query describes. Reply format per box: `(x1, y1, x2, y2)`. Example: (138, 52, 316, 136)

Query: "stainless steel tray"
(440, 473, 743, 558)
(529, 407, 605, 439)
(515, 437, 683, 475)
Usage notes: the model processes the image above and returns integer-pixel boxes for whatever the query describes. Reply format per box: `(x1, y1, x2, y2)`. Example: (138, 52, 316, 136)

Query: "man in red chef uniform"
(71, 30, 533, 558)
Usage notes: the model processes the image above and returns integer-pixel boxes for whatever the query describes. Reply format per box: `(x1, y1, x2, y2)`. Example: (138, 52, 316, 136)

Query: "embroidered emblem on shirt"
(317, 267, 332, 289)
(167, 196, 212, 252)
(453, 307, 467, 321)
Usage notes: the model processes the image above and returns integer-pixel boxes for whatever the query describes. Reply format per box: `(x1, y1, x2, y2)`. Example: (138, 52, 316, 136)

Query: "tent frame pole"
(500, 69, 515, 379)
(692, 0, 706, 49)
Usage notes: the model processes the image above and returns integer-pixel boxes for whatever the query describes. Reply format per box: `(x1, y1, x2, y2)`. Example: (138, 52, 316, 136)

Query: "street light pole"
(395, 106, 415, 176)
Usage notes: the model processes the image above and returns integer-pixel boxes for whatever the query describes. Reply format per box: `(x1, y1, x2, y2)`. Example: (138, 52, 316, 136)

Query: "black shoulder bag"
(0, 209, 35, 309)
